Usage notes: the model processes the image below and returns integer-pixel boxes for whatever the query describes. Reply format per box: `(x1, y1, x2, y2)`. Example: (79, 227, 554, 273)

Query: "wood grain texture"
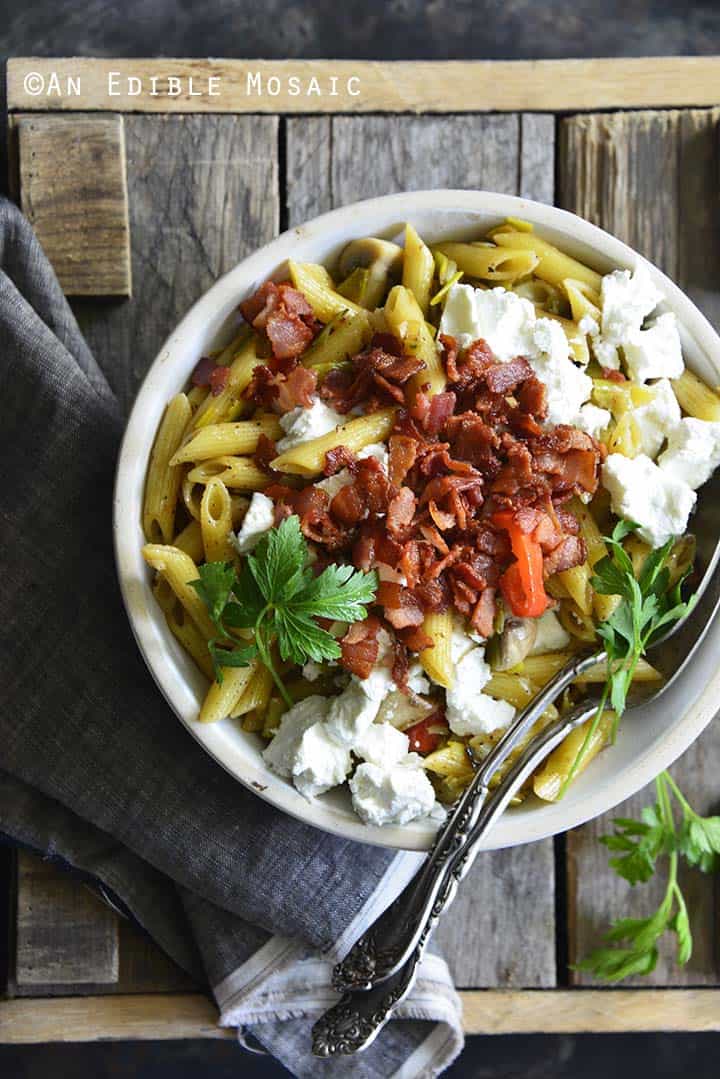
(16, 113, 131, 296)
(287, 113, 557, 987)
(560, 108, 720, 987)
(8, 58, 720, 114)
(3, 988, 720, 1042)
(72, 114, 279, 412)
(15, 851, 118, 987)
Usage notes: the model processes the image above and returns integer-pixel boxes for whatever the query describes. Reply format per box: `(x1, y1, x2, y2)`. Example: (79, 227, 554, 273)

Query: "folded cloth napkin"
(0, 199, 463, 1076)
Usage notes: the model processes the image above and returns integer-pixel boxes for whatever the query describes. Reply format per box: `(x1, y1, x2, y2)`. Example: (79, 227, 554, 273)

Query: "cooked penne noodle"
(570, 497, 619, 621)
(521, 653, 661, 685)
(672, 367, 720, 420)
(559, 599, 599, 643)
(533, 712, 613, 801)
(539, 310, 590, 366)
(288, 260, 363, 322)
(485, 672, 537, 709)
(402, 224, 436, 316)
(563, 277, 601, 323)
(199, 661, 258, 723)
(492, 230, 602, 291)
(187, 456, 271, 491)
(143, 393, 192, 543)
(419, 610, 454, 688)
(423, 740, 474, 779)
(142, 544, 216, 640)
(186, 385, 210, 410)
(384, 285, 446, 398)
(271, 408, 396, 476)
(230, 664, 273, 718)
(557, 561, 592, 614)
(153, 577, 215, 681)
(171, 416, 282, 465)
(200, 479, 236, 563)
(514, 278, 567, 315)
(172, 518, 205, 563)
(191, 335, 262, 429)
(300, 308, 372, 376)
(181, 471, 203, 521)
(337, 266, 371, 306)
(298, 262, 336, 291)
(433, 242, 539, 284)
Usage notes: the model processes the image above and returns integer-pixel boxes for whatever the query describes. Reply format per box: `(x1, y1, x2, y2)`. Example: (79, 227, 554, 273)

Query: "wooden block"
(287, 114, 558, 988)
(16, 113, 131, 296)
(73, 115, 279, 413)
(15, 851, 119, 987)
(560, 108, 720, 987)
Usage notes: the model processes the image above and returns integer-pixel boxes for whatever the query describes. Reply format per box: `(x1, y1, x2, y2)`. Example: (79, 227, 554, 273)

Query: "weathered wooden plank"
(4, 988, 720, 1042)
(560, 108, 720, 987)
(16, 114, 131, 296)
(8, 58, 720, 115)
(72, 115, 279, 413)
(15, 851, 118, 987)
(287, 114, 557, 987)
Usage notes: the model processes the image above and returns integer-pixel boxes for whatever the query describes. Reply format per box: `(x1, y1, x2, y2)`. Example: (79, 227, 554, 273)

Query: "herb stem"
(662, 771, 697, 819)
(256, 607, 294, 709)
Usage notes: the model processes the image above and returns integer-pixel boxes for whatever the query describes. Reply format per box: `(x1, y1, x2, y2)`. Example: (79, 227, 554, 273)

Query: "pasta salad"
(142, 220, 720, 828)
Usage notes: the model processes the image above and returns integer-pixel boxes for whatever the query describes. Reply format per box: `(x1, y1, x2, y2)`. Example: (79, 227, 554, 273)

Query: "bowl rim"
(114, 188, 720, 851)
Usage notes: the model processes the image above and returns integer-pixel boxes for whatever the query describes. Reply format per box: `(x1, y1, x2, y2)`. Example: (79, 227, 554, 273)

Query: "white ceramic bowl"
(115, 189, 720, 851)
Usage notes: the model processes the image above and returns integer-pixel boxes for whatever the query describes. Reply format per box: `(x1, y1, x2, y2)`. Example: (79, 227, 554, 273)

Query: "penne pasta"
(191, 335, 262, 429)
(153, 577, 215, 681)
(186, 384, 209, 410)
(672, 368, 720, 421)
(171, 416, 282, 465)
(200, 479, 236, 564)
(186, 456, 271, 491)
(143, 393, 192, 543)
(288, 260, 363, 322)
(300, 308, 373, 376)
(419, 610, 454, 688)
(514, 278, 567, 315)
(384, 285, 446, 399)
(520, 653, 661, 686)
(172, 518, 205, 564)
(423, 740, 474, 780)
(563, 277, 601, 324)
(199, 661, 258, 723)
(533, 712, 613, 801)
(297, 262, 336, 291)
(142, 544, 216, 641)
(492, 230, 602, 292)
(433, 242, 539, 284)
(557, 561, 592, 614)
(271, 408, 396, 476)
(230, 664, 273, 718)
(402, 224, 436, 316)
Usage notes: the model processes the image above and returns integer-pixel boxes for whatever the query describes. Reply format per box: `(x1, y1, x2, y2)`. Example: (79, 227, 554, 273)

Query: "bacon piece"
(377, 582, 425, 629)
(339, 615, 381, 679)
(266, 313, 314, 361)
(387, 487, 417, 537)
(285, 486, 351, 550)
(543, 534, 587, 577)
(191, 355, 216, 387)
(439, 334, 459, 379)
(516, 374, 548, 419)
(240, 281, 279, 326)
(445, 337, 495, 390)
(414, 576, 450, 613)
(324, 445, 356, 476)
(275, 365, 318, 412)
(253, 432, 277, 473)
(398, 625, 434, 653)
(485, 357, 533, 396)
(388, 434, 418, 486)
(209, 364, 230, 397)
(602, 366, 627, 383)
(391, 637, 410, 691)
(428, 500, 456, 531)
(330, 482, 367, 527)
(471, 587, 496, 637)
(420, 523, 449, 554)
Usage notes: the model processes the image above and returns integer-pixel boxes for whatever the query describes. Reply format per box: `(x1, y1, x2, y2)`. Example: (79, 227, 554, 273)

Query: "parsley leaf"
(191, 515, 377, 707)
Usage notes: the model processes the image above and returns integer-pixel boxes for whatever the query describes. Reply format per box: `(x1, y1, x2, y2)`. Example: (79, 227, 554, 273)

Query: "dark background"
(2, 2, 720, 1076)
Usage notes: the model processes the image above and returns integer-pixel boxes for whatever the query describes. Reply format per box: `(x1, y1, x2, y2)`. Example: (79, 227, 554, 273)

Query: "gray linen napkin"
(0, 198, 463, 1076)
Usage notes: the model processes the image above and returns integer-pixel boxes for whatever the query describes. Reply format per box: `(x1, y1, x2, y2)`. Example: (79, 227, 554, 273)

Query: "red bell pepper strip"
(493, 511, 549, 619)
(405, 714, 449, 756)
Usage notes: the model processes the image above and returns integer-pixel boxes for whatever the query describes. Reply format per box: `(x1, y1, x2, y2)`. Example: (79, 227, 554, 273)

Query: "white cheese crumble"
(262, 696, 351, 800)
(445, 646, 515, 736)
(439, 283, 537, 361)
(530, 318, 593, 426)
(353, 722, 410, 767)
(450, 618, 477, 665)
(575, 403, 611, 441)
(658, 418, 720, 491)
(349, 758, 438, 826)
(231, 491, 275, 555)
(275, 397, 345, 452)
(633, 378, 682, 458)
(529, 609, 571, 655)
(593, 264, 664, 371)
(623, 313, 684, 383)
(301, 660, 323, 682)
(324, 628, 394, 746)
(602, 453, 696, 548)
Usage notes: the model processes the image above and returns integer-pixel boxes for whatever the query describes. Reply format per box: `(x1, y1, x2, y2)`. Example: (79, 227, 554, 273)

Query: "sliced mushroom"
(337, 237, 403, 310)
(486, 617, 538, 671)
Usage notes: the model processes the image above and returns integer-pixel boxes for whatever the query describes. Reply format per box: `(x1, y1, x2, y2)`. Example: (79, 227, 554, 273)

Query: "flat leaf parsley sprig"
(577, 769, 720, 982)
(561, 519, 697, 794)
(190, 515, 378, 707)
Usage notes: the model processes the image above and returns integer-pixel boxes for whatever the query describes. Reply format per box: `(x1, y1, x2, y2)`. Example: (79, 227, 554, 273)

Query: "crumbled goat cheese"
(262, 695, 351, 799)
(450, 619, 477, 664)
(575, 403, 611, 441)
(349, 759, 438, 826)
(325, 630, 394, 746)
(231, 491, 275, 555)
(658, 418, 720, 491)
(578, 314, 600, 337)
(623, 313, 684, 383)
(275, 398, 345, 452)
(439, 283, 537, 360)
(406, 662, 431, 696)
(315, 442, 389, 500)
(529, 609, 571, 655)
(302, 660, 323, 682)
(602, 453, 696, 548)
(593, 264, 664, 371)
(352, 722, 410, 767)
(446, 646, 515, 736)
(633, 378, 682, 458)
(529, 318, 593, 426)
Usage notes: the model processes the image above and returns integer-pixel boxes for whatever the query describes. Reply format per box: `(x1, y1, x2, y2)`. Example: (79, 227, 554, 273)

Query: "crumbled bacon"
(191, 355, 216, 387)
(320, 336, 425, 414)
(266, 314, 314, 361)
(253, 433, 277, 473)
(602, 366, 627, 383)
(324, 445, 356, 476)
(485, 356, 533, 395)
(377, 581, 425, 629)
(240, 281, 319, 362)
(542, 534, 586, 577)
(387, 487, 417, 537)
(209, 364, 230, 397)
(388, 435, 418, 486)
(340, 616, 381, 679)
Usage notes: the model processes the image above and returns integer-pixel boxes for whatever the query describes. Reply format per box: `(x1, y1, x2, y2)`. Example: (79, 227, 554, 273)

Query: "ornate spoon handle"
(313, 700, 598, 1057)
(332, 650, 603, 994)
